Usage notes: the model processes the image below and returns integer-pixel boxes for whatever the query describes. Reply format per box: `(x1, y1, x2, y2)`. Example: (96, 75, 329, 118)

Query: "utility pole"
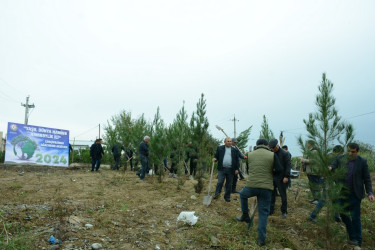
(21, 95, 35, 125)
(231, 114, 239, 138)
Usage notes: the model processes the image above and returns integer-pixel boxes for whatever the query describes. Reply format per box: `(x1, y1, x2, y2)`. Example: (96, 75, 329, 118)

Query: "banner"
(5, 122, 69, 167)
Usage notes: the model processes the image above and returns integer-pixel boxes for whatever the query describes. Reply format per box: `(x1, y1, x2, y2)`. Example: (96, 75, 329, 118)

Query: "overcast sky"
(1, 0, 374, 156)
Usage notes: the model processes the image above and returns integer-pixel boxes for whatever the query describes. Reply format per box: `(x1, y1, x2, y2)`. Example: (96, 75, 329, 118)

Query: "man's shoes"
(308, 216, 317, 223)
(257, 239, 266, 246)
(310, 199, 318, 205)
(91, 170, 94, 172)
(236, 213, 250, 223)
(169, 173, 173, 177)
(281, 213, 287, 219)
(173, 174, 177, 178)
(213, 193, 220, 199)
(224, 198, 230, 202)
(136, 172, 140, 176)
(231, 190, 239, 194)
(348, 240, 360, 246)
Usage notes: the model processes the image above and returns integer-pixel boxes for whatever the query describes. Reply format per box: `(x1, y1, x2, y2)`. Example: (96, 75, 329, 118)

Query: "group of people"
(232, 139, 373, 247)
(92, 135, 373, 247)
(89, 138, 134, 172)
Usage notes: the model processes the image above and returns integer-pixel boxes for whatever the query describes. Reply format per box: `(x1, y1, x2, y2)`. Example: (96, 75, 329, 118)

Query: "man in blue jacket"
(213, 137, 240, 202)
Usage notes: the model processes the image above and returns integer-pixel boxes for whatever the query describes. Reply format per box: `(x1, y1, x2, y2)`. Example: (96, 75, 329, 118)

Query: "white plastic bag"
(177, 211, 198, 226)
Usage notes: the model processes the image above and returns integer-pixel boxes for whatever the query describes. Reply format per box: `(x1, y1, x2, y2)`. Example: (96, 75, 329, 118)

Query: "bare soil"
(0, 164, 374, 249)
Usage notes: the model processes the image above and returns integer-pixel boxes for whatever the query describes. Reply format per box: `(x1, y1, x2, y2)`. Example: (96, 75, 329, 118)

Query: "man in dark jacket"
(236, 138, 282, 246)
(213, 137, 240, 202)
(90, 139, 104, 172)
(231, 138, 247, 194)
(111, 141, 125, 170)
(329, 143, 374, 246)
(282, 145, 292, 189)
(126, 145, 134, 171)
(137, 136, 150, 181)
(269, 139, 291, 218)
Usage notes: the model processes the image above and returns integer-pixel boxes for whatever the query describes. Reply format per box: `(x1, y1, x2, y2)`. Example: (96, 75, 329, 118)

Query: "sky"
(1, 0, 375, 156)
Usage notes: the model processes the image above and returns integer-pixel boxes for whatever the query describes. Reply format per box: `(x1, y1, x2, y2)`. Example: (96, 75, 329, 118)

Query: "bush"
(0, 151, 4, 163)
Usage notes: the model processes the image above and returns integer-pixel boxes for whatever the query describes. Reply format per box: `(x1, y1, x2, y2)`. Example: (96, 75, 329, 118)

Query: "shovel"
(203, 162, 215, 206)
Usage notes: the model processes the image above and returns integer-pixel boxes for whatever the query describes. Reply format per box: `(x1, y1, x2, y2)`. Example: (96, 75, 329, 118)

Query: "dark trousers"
(129, 159, 133, 171)
(270, 178, 287, 214)
(215, 168, 234, 200)
(138, 155, 148, 180)
(190, 161, 197, 176)
(91, 158, 101, 171)
(240, 187, 272, 243)
(232, 173, 238, 192)
(169, 162, 177, 174)
(340, 193, 362, 244)
(113, 156, 120, 170)
(307, 174, 323, 200)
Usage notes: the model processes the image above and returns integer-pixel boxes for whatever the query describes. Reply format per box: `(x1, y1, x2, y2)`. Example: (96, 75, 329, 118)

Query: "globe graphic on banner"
(11, 135, 38, 160)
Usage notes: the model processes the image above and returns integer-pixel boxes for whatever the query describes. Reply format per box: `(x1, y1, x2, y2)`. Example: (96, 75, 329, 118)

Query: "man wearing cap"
(282, 145, 292, 189)
(213, 137, 240, 202)
(231, 138, 247, 193)
(236, 139, 282, 246)
(269, 138, 291, 218)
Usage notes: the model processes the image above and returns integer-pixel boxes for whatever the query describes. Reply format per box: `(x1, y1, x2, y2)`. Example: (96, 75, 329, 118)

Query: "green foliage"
(190, 93, 211, 193)
(167, 102, 191, 180)
(104, 110, 151, 158)
(236, 126, 252, 152)
(259, 115, 274, 141)
(0, 150, 4, 163)
(150, 107, 168, 182)
(298, 73, 352, 250)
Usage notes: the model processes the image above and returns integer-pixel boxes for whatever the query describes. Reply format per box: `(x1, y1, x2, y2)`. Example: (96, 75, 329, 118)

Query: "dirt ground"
(0, 164, 374, 250)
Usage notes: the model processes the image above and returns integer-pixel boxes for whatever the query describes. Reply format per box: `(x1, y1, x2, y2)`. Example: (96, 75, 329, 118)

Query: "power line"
(344, 111, 375, 120)
(72, 124, 99, 139)
(280, 110, 375, 133)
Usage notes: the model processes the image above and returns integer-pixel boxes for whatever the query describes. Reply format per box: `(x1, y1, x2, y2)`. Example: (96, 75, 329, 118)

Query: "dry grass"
(0, 164, 374, 249)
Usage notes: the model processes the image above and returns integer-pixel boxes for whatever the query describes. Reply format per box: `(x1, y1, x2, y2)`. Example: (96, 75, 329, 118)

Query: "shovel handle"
(207, 162, 215, 195)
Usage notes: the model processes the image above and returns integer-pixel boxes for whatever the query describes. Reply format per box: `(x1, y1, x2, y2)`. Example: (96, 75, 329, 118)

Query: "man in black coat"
(329, 143, 374, 246)
(126, 145, 134, 171)
(213, 137, 240, 202)
(137, 136, 150, 180)
(269, 139, 291, 218)
(90, 139, 104, 172)
(111, 141, 125, 170)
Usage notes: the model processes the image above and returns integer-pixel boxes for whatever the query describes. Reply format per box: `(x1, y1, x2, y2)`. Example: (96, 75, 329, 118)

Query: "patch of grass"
(119, 202, 129, 212)
(10, 184, 22, 190)
(0, 231, 34, 250)
(86, 209, 94, 216)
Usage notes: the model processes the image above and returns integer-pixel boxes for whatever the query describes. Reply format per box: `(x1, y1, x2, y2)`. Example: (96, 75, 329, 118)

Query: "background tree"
(236, 125, 253, 152)
(298, 72, 353, 249)
(259, 115, 274, 141)
(149, 107, 168, 182)
(190, 93, 211, 193)
(167, 102, 191, 186)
